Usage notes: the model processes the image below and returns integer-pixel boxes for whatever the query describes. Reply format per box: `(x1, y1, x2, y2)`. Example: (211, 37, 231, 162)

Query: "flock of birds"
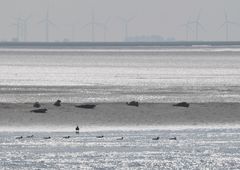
(15, 132, 177, 141)
(15, 125, 178, 141)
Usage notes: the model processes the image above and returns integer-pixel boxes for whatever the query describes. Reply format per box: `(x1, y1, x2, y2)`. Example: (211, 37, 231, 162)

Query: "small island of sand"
(0, 102, 240, 129)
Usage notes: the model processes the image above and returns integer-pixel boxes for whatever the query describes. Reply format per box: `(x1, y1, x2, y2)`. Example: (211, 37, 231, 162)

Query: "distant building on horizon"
(125, 35, 176, 42)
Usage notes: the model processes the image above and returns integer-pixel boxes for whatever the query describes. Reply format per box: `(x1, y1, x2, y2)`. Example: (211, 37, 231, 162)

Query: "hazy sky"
(0, 0, 239, 42)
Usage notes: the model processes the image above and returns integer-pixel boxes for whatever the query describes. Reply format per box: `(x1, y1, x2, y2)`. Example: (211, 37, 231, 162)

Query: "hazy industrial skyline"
(0, 0, 239, 42)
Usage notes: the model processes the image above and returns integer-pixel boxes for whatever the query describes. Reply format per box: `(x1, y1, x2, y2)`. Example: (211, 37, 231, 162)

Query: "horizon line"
(0, 41, 240, 48)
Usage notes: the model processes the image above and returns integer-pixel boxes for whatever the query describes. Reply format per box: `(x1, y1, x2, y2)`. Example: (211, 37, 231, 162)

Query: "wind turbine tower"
(21, 16, 31, 41)
(12, 17, 23, 41)
(191, 11, 204, 41)
(100, 17, 110, 42)
(219, 12, 238, 41)
(91, 12, 95, 42)
(182, 17, 192, 41)
(82, 11, 101, 42)
(118, 17, 134, 41)
(71, 24, 76, 42)
(40, 10, 54, 42)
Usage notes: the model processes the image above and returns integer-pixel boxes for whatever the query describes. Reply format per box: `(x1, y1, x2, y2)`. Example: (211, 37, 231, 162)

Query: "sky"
(0, 0, 239, 42)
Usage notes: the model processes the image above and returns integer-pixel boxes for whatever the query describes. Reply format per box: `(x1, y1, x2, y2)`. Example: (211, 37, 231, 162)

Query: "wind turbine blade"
(95, 23, 107, 31)
(197, 9, 202, 21)
(180, 23, 193, 31)
(218, 22, 226, 30)
(25, 15, 32, 21)
(38, 19, 46, 25)
(198, 22, 206, 32)
(224, 10, 228, 22)
(81, 23, 91, 29)
(117, 16, 126, 23)
(48, 20, 55, 27)
(228, 21, 240, 26)
(127, 16, 135, 22)
(9, 23, 17, 27)
(105, 17, 111, 25)
(93, 22, 103, 26)
(188, 21, 196, 25)
(181, 16, 193, 29)
(95, 23, 102, 27)
(180, 23, 188, 27)
(117, 16, 135, 23)
(187, 25, 193, 31)
(186, 17, 193, 27)
(14, 17, 23, 23)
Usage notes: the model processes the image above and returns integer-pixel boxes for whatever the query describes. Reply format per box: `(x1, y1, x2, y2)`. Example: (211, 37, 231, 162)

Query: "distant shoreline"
(0, 41, 240, 49)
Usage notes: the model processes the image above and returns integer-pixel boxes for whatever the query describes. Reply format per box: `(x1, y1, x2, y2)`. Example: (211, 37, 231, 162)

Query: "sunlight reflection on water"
(1, 46, 240, 103)
(1, 128, 240, 169)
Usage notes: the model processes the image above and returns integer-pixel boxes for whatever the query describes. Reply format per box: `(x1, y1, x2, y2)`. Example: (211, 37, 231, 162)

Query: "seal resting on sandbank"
(173, 102, 190, 108)
(30, 108, 47, 113)
(54, 100, 61, 107)
(75, 104, 96, 109)
(126, 101, 139, 107)
(33, 102, 41, 108)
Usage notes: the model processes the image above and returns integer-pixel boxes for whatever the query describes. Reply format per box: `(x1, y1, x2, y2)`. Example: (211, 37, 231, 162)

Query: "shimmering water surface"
(1, 46, 240, 103)
(1, 128, 240, 169)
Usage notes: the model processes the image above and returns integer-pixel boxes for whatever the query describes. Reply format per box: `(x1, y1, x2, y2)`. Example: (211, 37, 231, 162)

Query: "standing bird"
(33, 102, 41, 108)
(75, 126, 79, 134)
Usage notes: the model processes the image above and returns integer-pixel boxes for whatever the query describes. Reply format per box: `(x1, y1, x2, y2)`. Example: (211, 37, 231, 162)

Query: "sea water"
(0, 46, 240, 103)
(1, 45, 240, 169)
(1, 128, 240, 169)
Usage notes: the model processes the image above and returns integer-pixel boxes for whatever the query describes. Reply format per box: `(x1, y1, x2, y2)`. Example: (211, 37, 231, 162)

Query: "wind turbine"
(39, 9, 54, 42)
(21, 15, 31, 41)
(11, 17, 23, 41)
(219, 11, 238, 41)
(100, 17, 111, 42)
(181, 17, 192, 41)
(71, 24, 76, 42)
(118, 16, 134, 41)
(190, 11, 204, 41)
(81, 11, 101, 42)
